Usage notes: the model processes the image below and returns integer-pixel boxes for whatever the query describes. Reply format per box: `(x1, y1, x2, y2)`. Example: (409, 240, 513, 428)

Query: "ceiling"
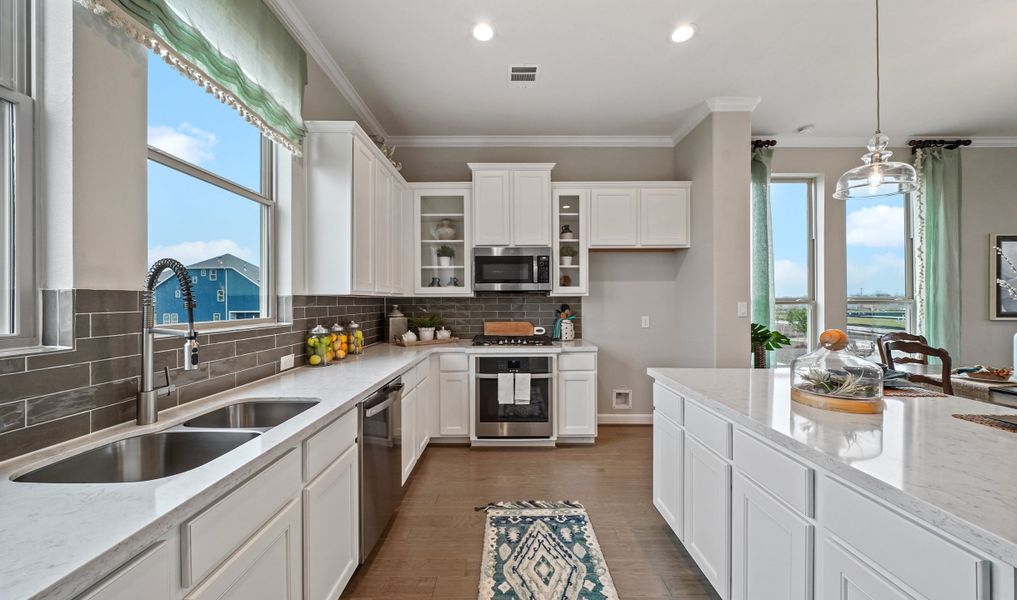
(277, 0, 1017, 143)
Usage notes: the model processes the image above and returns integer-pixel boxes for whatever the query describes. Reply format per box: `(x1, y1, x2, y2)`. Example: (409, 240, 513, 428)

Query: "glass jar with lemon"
(348, 321, 365, 355)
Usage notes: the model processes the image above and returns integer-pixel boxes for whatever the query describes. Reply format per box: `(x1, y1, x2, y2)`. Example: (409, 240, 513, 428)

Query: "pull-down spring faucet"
(137, 258, 200, 425)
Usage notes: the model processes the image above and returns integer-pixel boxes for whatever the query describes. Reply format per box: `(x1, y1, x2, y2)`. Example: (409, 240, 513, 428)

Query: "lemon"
(308, 355, 322, 366)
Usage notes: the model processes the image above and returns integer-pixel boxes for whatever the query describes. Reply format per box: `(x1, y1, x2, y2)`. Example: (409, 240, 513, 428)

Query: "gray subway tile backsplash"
(386, 293, 582, 341)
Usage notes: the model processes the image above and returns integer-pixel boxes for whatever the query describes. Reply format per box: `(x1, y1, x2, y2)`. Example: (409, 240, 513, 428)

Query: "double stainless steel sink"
(14, 399, 318, 484)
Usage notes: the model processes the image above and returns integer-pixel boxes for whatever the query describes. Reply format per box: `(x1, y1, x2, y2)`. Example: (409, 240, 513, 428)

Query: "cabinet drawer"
(685, 400, 731, 459)
(303, 408, 358, 482)
(78, 542, 171, 600)
(653, 383, 683, 426)
(734, 430, 813, 516)
(415, 359, 430, 384)
(820, 476, 990, 600)
(559, 352, 596, 372)
(182, 450, 301, 587)
(401, 363, 419, 391)
(439, 353, 468, 372)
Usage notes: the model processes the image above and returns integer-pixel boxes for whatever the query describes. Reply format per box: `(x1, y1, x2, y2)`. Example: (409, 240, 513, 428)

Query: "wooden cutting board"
(484, 321, 534, 336)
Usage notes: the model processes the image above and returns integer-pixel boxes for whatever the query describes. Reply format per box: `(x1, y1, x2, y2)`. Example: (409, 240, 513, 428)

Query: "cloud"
(148, 239, 256, 267)
(148, 123, 217, 165)
(846, 204, 905, 248)
(774, 259, 807, 297)
(847, 252, 905, 296)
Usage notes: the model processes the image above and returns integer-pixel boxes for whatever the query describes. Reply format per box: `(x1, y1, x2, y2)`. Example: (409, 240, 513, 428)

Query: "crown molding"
(386, 135, 676, 148)
(758, 135, 1017, 148)
(265, 0, 388, 139)
(671, 96, 762, 145)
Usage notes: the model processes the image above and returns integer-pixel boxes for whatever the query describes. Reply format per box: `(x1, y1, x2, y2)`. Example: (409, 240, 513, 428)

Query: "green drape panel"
(921, 147, 962, 358)
(750, 148, 775, 330)
(78, 0, 306, 152)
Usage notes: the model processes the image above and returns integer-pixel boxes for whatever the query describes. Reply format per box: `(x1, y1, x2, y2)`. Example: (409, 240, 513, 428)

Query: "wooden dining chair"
(883, 339, 954, 395)
(878, 332, 929, 365)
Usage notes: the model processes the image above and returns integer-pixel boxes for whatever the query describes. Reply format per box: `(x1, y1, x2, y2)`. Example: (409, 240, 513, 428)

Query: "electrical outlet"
(280, 354, 295, 371)
(737, 302, 748, 318)
(641, 315, 650, 328)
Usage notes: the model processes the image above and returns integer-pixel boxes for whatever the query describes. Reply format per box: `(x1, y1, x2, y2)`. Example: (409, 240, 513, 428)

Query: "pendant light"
(833, 0, 917, 200)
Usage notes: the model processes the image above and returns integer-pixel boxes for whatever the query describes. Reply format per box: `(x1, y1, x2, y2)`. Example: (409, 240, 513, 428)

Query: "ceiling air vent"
(508, 64, 539, 87)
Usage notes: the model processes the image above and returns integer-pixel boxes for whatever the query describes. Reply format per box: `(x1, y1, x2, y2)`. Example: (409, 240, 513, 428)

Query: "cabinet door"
(684, 435, 732, 600)
(653, 411, 683, 538)
(373, 164, 393, 293)
(186, 500, 302, 600)
(401, 386, 417, 484)
(558, 371, 597, 436)
(415, 374, 430, 457)
(352, 138, 376, 293)
(473, 170, 511, 245)
(78, 542, 171, 600)
(819, 536, 915, 600)
(590, 188, 638, 246)
(731, 473, 813, 600)
(439, 372, 470, 436)
(303, 444, 359, 600)
(391, 183, 405, 295)
(640, 187, 690, 247)
(512, 170, 552, 246)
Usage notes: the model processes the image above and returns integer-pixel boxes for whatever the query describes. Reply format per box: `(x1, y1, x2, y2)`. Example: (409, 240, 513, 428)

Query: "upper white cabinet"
(590, 188, 639, 246)
(411, 184, 472, 296)
(587, 182, 691, 249)
(640, 187, 690, 247)
(305, 121, 408, 296)
(552, 187, 589, 296)
(470, 163, 554, 247)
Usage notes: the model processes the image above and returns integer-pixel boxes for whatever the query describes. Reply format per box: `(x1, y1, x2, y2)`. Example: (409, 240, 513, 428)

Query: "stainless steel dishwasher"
(359, 378, 404, 562)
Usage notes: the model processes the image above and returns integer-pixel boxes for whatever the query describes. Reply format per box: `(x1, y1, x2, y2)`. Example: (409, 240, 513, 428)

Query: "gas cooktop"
(472, 334, 554, 346)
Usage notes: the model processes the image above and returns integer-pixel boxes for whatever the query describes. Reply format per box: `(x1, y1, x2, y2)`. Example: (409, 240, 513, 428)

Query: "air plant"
(798, 369, 877, 398)
(996, 246, 1017, 301)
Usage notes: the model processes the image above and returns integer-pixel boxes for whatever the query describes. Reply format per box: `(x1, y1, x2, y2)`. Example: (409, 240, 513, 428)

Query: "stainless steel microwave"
(473, 247, 552, 292)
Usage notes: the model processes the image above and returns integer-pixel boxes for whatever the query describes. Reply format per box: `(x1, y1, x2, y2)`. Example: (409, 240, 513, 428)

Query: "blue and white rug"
(477, 500, 618, 600)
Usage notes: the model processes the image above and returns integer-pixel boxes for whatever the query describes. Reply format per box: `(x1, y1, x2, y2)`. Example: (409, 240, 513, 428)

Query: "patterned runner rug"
(476, 500, 618, 600)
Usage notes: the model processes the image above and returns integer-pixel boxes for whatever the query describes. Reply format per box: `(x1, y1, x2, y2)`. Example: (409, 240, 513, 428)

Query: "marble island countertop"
(0, 340, 597, 600)
(647, 367, 1017, 567)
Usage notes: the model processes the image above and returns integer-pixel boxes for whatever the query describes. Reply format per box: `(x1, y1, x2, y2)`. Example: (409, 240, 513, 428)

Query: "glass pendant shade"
(834, 133, 918, 199)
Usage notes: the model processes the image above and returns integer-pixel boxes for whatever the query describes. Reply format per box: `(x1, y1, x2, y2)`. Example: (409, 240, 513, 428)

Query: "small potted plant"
(560, 244, 577, 266)
(436, 245, 456, 267)
(410, 314, 444, 341)
(750, 323, 791, 369)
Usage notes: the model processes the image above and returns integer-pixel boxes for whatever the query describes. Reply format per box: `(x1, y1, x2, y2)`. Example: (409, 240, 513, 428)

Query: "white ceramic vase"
(560, 320, 575, 341)
(562, 256, 574, 266)
(438, 256, 451, 267)
(418, 327, 435, 341)
(435, 219, 456, 240)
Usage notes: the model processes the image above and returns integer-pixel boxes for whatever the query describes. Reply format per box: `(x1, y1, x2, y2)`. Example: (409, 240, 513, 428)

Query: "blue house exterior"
(153, 254, 261, 324)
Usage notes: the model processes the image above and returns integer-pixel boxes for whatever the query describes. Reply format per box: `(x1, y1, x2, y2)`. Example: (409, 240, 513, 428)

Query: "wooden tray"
(394, 337, 460, 348)
(791, 388, 884, 414)
(484, 321, 534, 336)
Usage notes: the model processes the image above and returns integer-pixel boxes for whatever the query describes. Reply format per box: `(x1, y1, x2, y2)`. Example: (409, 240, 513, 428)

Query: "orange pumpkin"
(818, 329, 850, 351)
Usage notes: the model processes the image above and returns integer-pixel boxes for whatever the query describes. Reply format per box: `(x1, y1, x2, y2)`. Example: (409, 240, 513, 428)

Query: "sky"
(147, 53, 263, 268)
(771, 182, 906, 299)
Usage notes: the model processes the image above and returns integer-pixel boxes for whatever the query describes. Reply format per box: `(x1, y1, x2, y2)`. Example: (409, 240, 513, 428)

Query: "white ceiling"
(279, 0, 1017, 143)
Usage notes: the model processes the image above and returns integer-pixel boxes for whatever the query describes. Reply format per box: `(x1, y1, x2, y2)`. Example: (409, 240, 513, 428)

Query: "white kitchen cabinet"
(684, 435, 732, 600)
(557, 371, 597, 437)
(303, 444, 359, 600)
(511, 170, 553, 246)
(186, 500, 302, 600)
(589, 188, 639, 246)
(373, 161, 394, 293)
(438, 371, 470, 436)
(411, 184, 473, 295)
(586, 182, 691, 249)
(471, 170, 511, 245)
(640, 187, 690, 247)
(415, 367, 431, 456)
(401, 386, 418, 484)
(552, 187, 589, 295)
(731, 473, 813, 600)
(351, 136, 376, 294)
(652, 411, 683, 537)
(469, 163, 554, 247)
(78, 542, 172, 600)
(391, 181, 407, 296)
(819, 535, 915, 600)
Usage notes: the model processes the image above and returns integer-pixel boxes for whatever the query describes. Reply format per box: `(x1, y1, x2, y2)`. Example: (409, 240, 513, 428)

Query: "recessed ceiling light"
(473, 23, 494, 41)
(670, 24, 697, 43)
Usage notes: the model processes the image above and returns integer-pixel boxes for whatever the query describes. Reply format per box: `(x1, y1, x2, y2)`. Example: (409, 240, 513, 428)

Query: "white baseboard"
(598, 413, 653, 425)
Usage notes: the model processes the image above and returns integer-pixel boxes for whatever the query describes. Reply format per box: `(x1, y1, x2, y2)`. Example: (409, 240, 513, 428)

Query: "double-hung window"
(147, 53, 272, 326)
(846, 192, 914, 358)
(770, 178, 817, 366)
(0, 0, 34, 350)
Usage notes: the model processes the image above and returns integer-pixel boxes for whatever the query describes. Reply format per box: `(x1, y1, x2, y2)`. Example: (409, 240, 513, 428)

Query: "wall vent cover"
(508, 64, 540, 87)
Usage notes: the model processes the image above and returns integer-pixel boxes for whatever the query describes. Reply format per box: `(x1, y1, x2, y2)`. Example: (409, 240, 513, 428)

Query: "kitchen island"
(648, 367, 1017, 600)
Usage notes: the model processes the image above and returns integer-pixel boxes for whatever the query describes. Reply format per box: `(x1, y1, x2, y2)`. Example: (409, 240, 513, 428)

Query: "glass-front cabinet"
(552, 187, 589, 295)
(412, 184, 473, 295)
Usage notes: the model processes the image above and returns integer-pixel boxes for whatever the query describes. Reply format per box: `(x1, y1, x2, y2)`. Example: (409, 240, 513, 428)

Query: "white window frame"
(208, 269, 216, 281)
(174, 288, 180, 298)
(0, 0, 35, 350)
(216, 288, 224, 302)
(212, 313, 221, 321)
(771, 176, 818, 352)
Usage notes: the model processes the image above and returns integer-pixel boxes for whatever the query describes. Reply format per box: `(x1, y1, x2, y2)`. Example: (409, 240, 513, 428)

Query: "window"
(0, 0, 34, 349)
(162, 313, 179, 324)
(174, 289, 180, 299)
(846, 193, 914, 359)
(770, 178, 816, 366)
(147, 53, 272, 326)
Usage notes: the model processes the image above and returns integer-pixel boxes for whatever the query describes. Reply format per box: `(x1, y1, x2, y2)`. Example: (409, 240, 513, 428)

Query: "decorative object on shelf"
(401, 329, 417, 343)
(435, 218, 457, 240)
(750, 323, 791, 369)
(991, 237, 1017, 320)
(790, 329, 884, 413)
(410, 314, 443, 342)
(447, 276, 461, 287)
(436, 327, 452, 340)
(347, 320, 365, 355)
(386, 305, 408, 344)
(553, 304, 576, 341)
(436, 244, 456, 267)
(418, 328, 435, 341)
(368, 134, 402, 171)
(560, 244, 577, 266)
(560, 274, 572, 287)
(560, 224, 575, 240)
(833, 0, 917, 200)
(395, 335, 460, 347)
(428, 276, 442, 287)
(330, 323, 348, 360)
(306, 325, 332, 366)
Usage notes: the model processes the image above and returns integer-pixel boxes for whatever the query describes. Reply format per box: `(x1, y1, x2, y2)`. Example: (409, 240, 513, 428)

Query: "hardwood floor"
(341, 425, 718, 600)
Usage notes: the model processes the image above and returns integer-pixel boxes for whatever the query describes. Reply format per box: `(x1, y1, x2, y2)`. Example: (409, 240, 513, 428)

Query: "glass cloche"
(790, 329, 883, 411)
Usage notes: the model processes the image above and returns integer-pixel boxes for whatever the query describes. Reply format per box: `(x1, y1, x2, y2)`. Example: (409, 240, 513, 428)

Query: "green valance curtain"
(914, 147, 962, 358)
(78, 0, 307, 155)
(750, 148, 775, 332)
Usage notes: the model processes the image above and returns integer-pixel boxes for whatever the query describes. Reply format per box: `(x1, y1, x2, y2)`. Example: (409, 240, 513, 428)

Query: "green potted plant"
(751, 323, 791, 368)
(436, 245, 456, 267)
(559, 244, 577, 266)
(410, 313, 444, 341)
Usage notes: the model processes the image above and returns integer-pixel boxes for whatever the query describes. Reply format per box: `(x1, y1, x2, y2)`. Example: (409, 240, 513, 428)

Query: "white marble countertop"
(647, 367, 1017, 567)
(0, 340, 597, 600)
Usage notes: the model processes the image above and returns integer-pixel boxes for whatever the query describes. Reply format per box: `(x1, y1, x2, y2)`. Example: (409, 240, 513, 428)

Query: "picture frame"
(990, 234, 1017, 320)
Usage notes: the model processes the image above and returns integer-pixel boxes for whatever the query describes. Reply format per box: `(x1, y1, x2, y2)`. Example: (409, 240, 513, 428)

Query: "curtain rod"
(907, 139, 971, 152)
(752, 139, 777, 150)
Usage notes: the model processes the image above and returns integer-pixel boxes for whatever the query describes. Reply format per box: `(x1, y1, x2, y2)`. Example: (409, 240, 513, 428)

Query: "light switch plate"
(280, 354, 295, 371)
(641, 316, 650, 328)
(737, 302, 748, 318)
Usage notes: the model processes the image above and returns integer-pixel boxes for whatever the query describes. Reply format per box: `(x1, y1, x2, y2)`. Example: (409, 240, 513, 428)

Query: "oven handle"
(475, 373, 553, 380)
(364, 397, 395, 418)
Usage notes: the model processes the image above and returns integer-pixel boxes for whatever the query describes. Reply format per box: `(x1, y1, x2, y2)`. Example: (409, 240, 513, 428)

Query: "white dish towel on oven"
(514, 372, 531, 405)
(498, 372, 514, 405)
